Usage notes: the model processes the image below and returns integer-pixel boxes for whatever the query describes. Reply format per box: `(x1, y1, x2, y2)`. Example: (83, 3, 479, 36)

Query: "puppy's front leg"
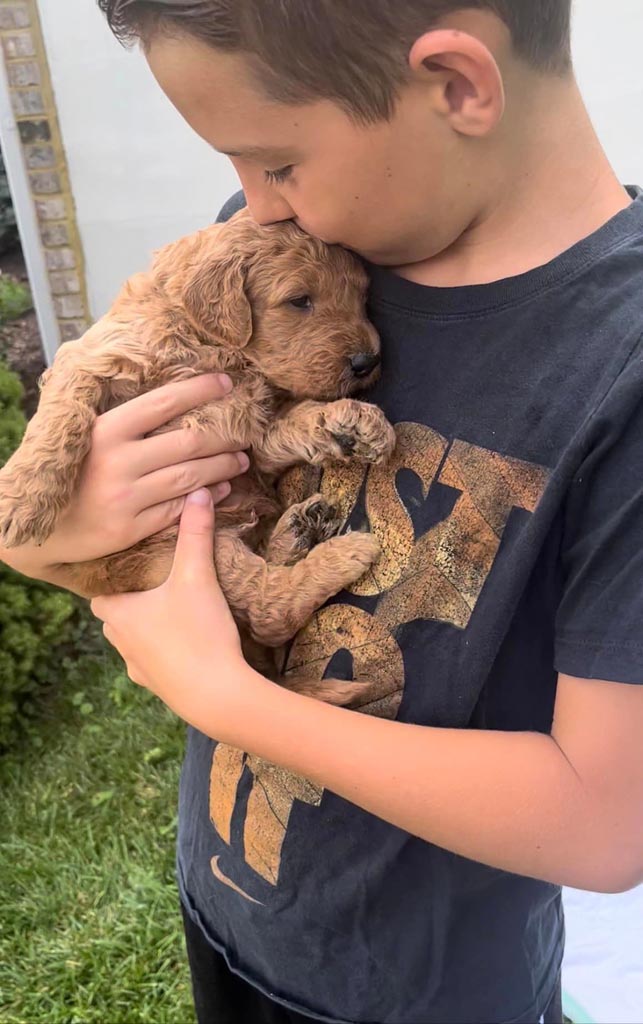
(0, 348, 106, 547)
(254, 399, 396, 475)
(152, 379, 261, 451)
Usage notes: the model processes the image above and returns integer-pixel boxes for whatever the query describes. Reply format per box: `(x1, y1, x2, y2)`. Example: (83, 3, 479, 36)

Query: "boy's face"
(147, 36, 483, 268)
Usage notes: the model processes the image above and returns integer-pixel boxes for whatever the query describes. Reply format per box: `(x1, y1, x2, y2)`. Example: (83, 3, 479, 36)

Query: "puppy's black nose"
(350, 352, 380, 378)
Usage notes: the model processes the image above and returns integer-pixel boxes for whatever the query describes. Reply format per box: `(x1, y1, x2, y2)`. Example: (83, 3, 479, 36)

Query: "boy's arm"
(91, 491, 643, 897)
(225, 666, 643, 894)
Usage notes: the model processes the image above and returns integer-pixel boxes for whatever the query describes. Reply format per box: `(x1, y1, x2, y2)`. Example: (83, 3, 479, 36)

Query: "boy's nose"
(244, 182, 295, 226)
(350, 352, 380, 378)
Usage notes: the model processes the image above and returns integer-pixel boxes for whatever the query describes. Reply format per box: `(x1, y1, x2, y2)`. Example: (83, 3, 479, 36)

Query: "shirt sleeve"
(216, 190, 247, 224)
(554, 354, 643, 684)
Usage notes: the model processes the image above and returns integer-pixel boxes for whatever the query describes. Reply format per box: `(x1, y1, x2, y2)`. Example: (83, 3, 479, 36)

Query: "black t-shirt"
(177, 188, 643, 1023)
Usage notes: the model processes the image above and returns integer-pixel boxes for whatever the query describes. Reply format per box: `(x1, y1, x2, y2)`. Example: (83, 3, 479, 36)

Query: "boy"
(4, 2, 643, 1021)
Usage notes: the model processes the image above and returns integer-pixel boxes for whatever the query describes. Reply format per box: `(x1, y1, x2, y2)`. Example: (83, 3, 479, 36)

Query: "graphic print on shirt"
(208, 422, 550, 898)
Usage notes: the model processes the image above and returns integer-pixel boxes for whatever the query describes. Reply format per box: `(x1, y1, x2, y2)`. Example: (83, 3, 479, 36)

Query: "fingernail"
(217, 373, 233, 394)
(214, 481, 232, 502)
(237, 452, 250, 471)
(186, 489, 212, 507)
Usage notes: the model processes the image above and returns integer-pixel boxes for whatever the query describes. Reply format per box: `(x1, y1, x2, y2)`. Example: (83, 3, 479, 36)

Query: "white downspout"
(0, 44, 60, 366)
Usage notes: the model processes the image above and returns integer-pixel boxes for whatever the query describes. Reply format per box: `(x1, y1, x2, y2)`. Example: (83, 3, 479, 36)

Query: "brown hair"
(98, 0, 573, 122)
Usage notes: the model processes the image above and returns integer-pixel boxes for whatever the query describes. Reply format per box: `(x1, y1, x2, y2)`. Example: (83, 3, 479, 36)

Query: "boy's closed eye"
(265, 165, 295, 185)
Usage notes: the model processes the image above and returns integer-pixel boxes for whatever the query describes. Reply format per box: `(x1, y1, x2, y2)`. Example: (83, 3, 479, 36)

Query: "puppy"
(0, 210, 395, 703)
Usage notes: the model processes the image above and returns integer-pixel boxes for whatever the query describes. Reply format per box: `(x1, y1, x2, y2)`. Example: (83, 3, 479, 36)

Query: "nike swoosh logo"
(210, 856, 264, 905)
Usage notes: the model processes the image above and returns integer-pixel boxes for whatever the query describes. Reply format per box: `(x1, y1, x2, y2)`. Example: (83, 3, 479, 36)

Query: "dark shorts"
(181, 903, 564, 1024)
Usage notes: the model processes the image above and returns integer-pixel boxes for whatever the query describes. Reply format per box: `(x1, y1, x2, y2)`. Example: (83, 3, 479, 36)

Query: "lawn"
(0, 653, 196, 1024)
(0, 643, 578, 1024)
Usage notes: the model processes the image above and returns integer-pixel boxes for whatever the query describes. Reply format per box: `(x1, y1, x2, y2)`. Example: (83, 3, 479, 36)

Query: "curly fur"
(0, 209, 397, 705)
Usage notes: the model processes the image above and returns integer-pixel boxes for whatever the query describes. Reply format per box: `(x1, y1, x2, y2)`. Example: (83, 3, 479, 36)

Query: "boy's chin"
(351, 246, 411, 267)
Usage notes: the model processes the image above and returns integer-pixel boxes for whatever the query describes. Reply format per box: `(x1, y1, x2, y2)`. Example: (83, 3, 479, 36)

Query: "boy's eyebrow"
(217, 145, 295, 161)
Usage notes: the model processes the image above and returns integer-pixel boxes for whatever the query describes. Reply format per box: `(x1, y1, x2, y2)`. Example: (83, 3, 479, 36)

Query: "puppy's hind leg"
(216, 530, 380, 649)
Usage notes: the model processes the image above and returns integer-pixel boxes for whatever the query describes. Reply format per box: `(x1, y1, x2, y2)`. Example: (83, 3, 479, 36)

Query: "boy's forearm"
(222, 668, 620, 893)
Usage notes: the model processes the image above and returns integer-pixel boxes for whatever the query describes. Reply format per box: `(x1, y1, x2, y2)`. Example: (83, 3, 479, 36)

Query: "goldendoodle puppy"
(0, 210, 396, 702)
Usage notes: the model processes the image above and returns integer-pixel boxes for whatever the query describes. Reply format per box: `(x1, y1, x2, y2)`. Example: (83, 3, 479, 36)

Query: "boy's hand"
(91, 489, 261, 734)
(0, 374, 249, 583)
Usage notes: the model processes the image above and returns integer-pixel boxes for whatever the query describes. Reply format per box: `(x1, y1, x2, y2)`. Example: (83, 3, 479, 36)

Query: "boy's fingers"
(90, 596, 107, 621)
(129, 482, 231, 547)
(171, 489, 217, 582)
(90, 593, 134, 626)
(96, 374, 233, 442)
(134, 439, 248, 491)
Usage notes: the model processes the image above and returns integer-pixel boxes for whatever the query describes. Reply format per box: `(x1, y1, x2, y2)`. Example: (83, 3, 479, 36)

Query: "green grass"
(0, 650, 578, 1024)
(0, 655, 196, 1024)
(0, 275, 31, 324)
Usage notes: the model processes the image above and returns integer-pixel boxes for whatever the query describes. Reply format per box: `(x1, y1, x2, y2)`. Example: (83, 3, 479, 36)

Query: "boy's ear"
(408, 29, 505, 137)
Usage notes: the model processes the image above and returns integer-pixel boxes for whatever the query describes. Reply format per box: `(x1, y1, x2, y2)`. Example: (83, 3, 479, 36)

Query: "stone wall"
(0, 0, 90, 343)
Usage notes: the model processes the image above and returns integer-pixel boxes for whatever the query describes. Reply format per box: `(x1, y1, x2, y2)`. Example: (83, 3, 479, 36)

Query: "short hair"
(99, 0, 573, 122)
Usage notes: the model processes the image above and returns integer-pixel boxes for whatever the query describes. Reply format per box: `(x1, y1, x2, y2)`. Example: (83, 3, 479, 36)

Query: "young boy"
(4, 2, 643, 1021)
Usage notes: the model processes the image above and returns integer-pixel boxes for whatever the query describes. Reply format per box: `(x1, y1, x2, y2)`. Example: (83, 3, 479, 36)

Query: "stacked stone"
(0, 0, 90, 343)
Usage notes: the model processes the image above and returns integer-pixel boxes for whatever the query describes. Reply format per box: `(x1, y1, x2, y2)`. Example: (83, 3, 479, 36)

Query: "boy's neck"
(396, 78, 631, 288)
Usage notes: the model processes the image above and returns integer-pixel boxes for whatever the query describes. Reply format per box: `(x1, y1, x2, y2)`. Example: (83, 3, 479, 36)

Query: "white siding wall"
(573, 0, 643, 184)
(36, 0, 643, 319)
(36, 0, 238, 318)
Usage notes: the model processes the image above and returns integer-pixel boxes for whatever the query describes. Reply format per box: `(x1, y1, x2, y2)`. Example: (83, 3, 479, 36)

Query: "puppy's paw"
(265, 495, 342, 566)
(1, 518, 51, 548)
(289, 494, 343, 548)
(317, 400, 396, 464)
(0, 498, 45, 549)
(330, 530, 381, 579)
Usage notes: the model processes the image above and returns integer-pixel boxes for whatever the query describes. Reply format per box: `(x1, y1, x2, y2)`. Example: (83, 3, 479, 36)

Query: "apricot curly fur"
(0, 210, 397, 706)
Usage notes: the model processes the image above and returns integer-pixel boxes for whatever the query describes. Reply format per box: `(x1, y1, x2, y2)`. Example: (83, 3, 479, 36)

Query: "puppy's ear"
(152, 218, 256, 348)
(181, 242, 253, 348)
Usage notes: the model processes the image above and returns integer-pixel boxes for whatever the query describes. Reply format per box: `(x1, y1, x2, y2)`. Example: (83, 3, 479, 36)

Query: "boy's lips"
(295, 220, 337, 245)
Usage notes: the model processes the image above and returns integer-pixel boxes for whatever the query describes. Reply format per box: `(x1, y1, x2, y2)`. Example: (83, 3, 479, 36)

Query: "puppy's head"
(156, 210, 381, 400)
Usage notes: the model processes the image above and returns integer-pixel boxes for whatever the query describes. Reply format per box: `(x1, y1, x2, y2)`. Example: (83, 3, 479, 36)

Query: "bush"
(0, 357, 25, 462)
(0, 360, 103, 751)
(0, 273, 32, 323)
(0, 147, 19, 255)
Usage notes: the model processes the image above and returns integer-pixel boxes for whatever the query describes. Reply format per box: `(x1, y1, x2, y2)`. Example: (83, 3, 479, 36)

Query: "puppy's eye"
(288, 295, 313, 311)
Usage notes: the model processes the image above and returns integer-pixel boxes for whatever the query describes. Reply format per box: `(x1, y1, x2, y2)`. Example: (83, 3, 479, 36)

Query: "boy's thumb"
(172, 489, 216, 581)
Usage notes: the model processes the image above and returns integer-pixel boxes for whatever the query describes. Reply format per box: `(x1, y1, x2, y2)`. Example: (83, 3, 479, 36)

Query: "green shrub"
(0, 360, 103, 751)
(0, 357, 26, 462)
(0, 148, 18, 255)
(0, 273, 32, 323)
